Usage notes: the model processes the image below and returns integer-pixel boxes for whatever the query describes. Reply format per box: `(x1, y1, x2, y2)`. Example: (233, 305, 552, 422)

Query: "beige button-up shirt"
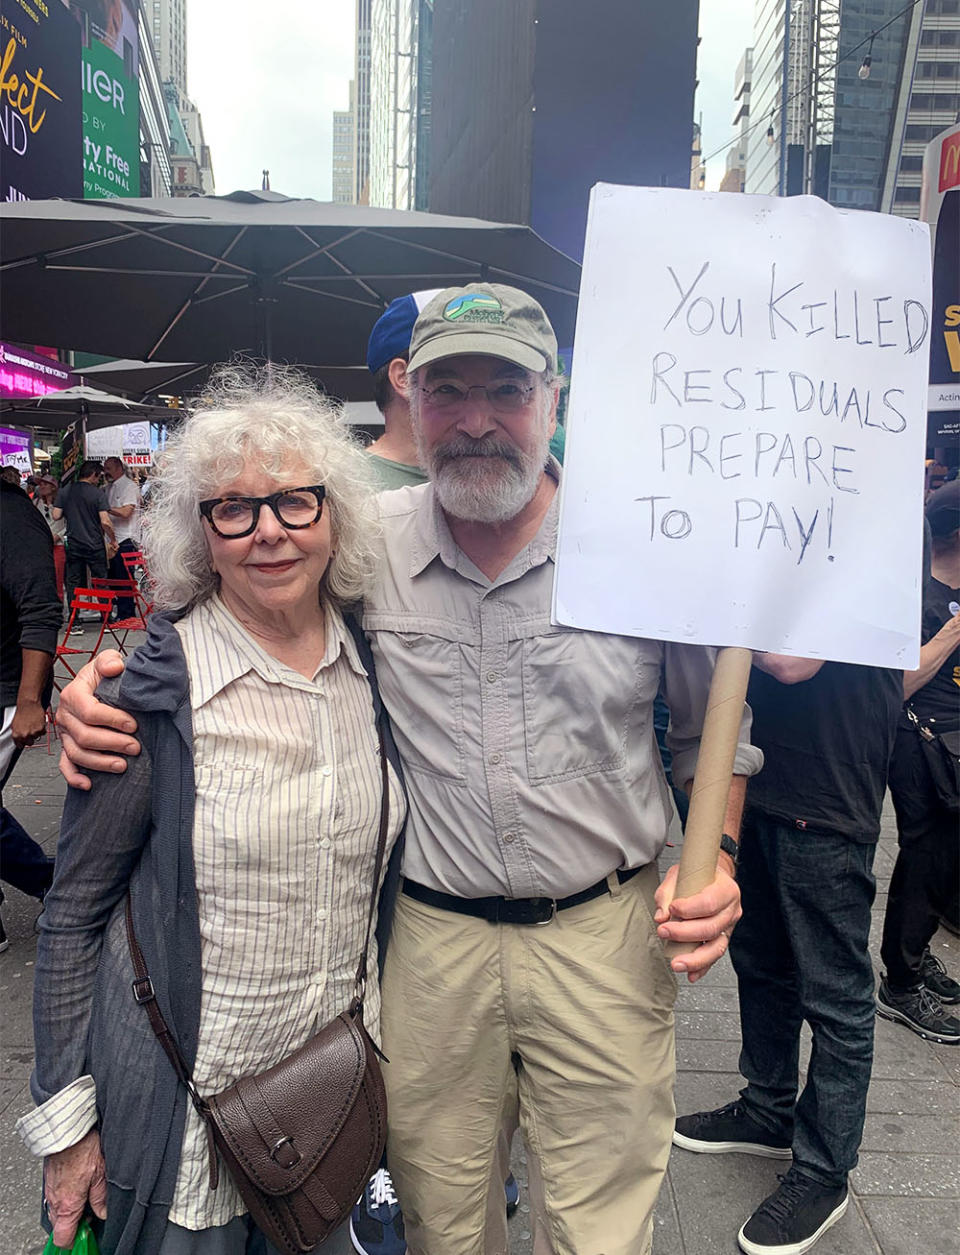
(365, 463, 762, 900)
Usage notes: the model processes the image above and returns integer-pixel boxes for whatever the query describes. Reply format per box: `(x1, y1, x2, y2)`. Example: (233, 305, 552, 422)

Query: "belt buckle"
(532, 898, 558, 926)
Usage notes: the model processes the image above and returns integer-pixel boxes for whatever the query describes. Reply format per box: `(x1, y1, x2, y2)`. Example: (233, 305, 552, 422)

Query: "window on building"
(895, 186, 922, 202)
(899, 155, 923, 172)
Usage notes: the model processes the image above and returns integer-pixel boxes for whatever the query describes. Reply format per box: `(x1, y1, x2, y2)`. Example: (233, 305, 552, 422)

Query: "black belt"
(401, 866, 643, 926)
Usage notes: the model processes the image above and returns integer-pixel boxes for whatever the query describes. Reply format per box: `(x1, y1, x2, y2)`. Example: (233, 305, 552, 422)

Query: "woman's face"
(203, 461, 334, 620)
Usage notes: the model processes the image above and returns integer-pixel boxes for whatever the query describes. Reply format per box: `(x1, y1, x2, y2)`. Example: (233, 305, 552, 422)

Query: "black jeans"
(881, 722, 959, 988)
(108, 538, 140, 619)
(64, 542, 108, 613)
(730, 810, 877, 1187)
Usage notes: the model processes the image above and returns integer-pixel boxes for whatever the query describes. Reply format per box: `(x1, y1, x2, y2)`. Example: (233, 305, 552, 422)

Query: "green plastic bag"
(42, 1218, 100, 1255)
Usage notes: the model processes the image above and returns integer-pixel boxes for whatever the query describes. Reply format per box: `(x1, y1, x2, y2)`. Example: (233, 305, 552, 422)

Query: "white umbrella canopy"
(0, 383, 168, 432)
(0, 190, 581, 364)
(79, 358, 376, 403)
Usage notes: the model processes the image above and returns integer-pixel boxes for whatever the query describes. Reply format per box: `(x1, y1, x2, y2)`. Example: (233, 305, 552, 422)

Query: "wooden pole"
(665, 645, 753, 960)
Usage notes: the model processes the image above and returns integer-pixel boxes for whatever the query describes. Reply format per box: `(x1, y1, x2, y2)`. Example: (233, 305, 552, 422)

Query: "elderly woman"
(17, 372, 405, 1255)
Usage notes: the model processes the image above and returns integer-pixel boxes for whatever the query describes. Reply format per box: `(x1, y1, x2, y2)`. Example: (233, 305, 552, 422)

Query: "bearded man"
(57, 285, 762, 1255)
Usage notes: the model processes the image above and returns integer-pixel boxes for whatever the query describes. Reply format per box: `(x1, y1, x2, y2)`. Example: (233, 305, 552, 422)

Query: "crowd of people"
(0, 283, 956, 1255)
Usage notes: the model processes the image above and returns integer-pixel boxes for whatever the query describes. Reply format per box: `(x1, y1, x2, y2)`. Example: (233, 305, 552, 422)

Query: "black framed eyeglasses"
(199, 485, 326, 538)
(418, 381, 538, 412)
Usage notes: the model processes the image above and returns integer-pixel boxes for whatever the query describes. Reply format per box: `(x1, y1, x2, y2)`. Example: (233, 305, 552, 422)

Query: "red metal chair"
(54, 589, 117, 689)
(91, 578, 148, 654)
(120, 549, 154, 616)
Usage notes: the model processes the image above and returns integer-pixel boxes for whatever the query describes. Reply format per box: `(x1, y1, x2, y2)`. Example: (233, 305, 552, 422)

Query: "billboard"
(0, 0, 82, 200)
(0, 341, 75, 397)
(72, 0, 139, 199)
(921, 123, 960, 443)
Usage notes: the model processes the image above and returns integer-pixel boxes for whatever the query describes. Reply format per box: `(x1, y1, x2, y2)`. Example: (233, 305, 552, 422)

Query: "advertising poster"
(0, 422, 33, 475)
(554, 187, 931, 670)
(0, 0, 82, 200)
(72, 0, 139, 199)
(921, 123, 960, 443)
(0, 341, 75, 396)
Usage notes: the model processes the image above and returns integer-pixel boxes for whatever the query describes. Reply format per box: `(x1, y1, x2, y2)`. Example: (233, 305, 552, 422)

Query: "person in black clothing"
(0, 480, 62, 951)
(53, 461, 115, 631)
(674, 653, 902, 1255)
(878, 481, 960, 1043)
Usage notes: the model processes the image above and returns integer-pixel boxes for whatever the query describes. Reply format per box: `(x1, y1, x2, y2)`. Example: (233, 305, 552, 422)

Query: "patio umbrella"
(79, 358, 376, 403)
(0, 383, 169, 433)
(0, 190, 580, 365)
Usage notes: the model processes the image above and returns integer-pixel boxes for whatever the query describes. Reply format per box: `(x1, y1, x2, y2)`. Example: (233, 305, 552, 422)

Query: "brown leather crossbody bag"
(126, 732, 392, 1254)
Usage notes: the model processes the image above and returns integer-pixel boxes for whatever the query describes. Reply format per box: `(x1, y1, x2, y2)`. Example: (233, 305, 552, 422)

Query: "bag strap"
(352, 726, 391, 1007)
(124, 723, 392, 1186)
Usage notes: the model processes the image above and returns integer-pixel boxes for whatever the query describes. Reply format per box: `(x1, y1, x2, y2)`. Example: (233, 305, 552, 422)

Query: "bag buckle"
(132, 976, 155, 1004)
(270, 1136, 301, 1169)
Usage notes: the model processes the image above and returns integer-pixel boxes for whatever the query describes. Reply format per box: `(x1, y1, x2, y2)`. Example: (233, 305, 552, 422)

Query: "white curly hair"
(143, 365, 379, 612)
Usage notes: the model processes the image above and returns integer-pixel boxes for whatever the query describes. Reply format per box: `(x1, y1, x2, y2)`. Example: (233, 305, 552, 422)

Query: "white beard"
(424, 430, 549, 523)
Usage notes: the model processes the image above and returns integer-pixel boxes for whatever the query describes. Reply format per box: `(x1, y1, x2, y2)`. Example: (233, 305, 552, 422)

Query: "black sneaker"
(876, 977, 960, 1045)
(0, 914, 8, 955)
(920, 950, 960, 1005)
(738, 1168, 847, 1255)
(673, 1099, 792, 1158)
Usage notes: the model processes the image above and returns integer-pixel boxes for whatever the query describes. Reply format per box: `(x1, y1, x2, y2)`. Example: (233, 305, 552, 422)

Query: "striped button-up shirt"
(364, 463, 762, 900)
(19, 594, 404, 1233)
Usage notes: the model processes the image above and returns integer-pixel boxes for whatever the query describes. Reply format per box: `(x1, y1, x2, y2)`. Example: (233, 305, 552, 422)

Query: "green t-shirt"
(368, 454, 429, 491)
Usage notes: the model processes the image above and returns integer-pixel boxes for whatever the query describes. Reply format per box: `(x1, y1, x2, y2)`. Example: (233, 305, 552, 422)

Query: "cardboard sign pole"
(665, 645, 753, 960)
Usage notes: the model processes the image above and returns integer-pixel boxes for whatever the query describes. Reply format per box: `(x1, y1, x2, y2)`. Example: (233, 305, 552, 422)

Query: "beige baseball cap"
(407, 283, 558, 375)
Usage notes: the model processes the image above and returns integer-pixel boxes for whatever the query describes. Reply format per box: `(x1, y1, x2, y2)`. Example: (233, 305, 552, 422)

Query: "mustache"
(431, 435, 523, 470)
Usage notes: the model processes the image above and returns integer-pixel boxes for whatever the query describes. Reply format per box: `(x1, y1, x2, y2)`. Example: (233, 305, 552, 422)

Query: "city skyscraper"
(742, 0, 958, 214)
(332, 82, 357, 204)
(150, 0, 187, 96)
(369, 0, 421, 209)
(354, 0, 372, 203)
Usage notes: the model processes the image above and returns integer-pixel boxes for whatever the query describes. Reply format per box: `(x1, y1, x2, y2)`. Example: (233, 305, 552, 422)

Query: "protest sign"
(554, 186, 931, 670)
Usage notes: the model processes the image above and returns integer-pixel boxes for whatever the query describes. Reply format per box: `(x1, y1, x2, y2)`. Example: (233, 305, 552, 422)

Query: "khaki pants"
(380, 864, 677, 1255)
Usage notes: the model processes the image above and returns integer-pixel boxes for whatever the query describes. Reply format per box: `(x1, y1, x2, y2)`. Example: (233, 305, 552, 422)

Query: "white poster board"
(553, 187, 931, 669)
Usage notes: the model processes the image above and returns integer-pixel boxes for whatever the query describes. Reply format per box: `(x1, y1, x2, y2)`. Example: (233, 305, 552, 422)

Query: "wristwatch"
(719, 833, 740, 874)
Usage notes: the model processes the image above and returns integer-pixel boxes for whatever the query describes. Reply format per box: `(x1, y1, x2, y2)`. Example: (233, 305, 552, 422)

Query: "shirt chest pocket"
(364, 615, 468, 783)
(521, 628, 656, 785)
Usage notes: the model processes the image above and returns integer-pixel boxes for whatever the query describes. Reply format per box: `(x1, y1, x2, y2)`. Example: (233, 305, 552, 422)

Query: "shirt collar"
(409, 455, 562, 581)
(187, 593, 366, 708)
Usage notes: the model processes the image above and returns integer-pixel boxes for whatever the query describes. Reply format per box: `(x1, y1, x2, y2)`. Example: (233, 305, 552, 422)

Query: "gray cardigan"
(31, 611, 403, 1255)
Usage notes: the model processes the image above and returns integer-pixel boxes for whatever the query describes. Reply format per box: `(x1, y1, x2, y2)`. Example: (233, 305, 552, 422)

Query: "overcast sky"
(187, 1, 755, 201)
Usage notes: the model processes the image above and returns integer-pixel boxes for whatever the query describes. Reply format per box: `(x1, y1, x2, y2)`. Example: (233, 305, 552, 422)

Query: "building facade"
(354, 0, 372, 203)
(882, 0, 960, 218)
(139, 3, 173, 195)
(743, 0, 959, 214)
(721, 47, 753, 192)
(369, 0, 420, 209)
(150, 0, 187, 95)
(428, 0, 699, 261)
(333, 82, 357, 204)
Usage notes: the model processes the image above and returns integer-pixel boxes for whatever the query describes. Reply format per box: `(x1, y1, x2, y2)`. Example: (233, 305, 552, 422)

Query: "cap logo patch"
(443, 293, 504, 324)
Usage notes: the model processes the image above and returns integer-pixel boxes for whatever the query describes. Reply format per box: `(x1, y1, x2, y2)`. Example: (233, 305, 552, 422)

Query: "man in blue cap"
(364, 291, 440, 491)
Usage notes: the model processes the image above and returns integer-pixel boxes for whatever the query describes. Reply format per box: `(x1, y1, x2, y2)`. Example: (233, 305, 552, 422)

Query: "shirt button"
(319, 837, 331, 850)
(503, 832, 516, 844)
(488, 751, 502, 765)
(486, 671, 498, 684)
(322, 765, 332, 777)
(316, 907, 328, 922)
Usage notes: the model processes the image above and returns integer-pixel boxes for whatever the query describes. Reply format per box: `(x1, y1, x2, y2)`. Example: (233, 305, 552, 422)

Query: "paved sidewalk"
(2, 692, 957, 1253)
